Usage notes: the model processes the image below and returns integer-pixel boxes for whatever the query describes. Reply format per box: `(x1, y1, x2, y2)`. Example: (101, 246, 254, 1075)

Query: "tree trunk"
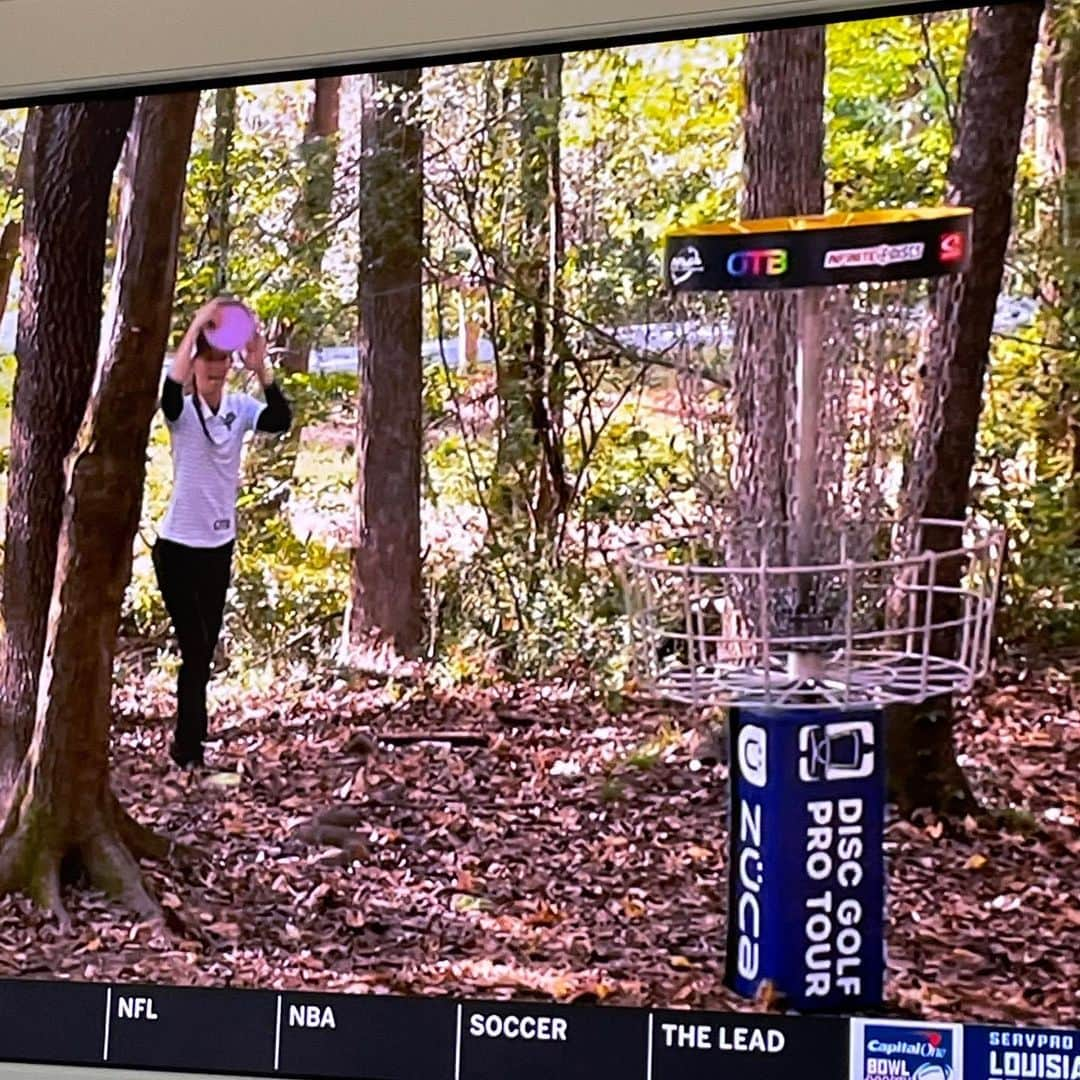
(1036, 2, 1080, 493)
(493, 54, 569, 532)
(741, 29, 826, 218)
(0, 101, 134, 785)
(208, 87, 237, 295)
(733, 28, 825, 548)
(888, 3, 1044, 818)
(1050, 3, 1080, 251)
(343, 69, 424, 662)
(547, 54, 571, 473)
(279, 76, 342, 373)
(0, 93, 198, 921)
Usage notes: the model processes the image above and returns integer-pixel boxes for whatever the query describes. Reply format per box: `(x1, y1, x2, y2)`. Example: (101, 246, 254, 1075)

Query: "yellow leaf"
(965, 853, 989, 870)
(621, 896, 646, 919)
(668, 954, 694, 970)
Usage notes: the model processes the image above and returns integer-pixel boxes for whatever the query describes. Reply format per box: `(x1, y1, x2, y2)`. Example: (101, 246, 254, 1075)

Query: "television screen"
(0, 2, 1075, 1078)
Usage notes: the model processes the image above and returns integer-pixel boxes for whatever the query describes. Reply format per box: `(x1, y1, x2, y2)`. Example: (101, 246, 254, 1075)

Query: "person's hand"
(192, 297, 224, 332)
(241, 330, 267, 371)
(241, 330, 272, 385)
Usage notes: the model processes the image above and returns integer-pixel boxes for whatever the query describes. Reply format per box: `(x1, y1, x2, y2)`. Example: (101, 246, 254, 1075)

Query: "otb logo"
(737, 724, 768, 788)
(939, 232, 966, 263)
(798, 720, 875, 782)
(726, 248, 788, 277)
(669, 245, 705, 285)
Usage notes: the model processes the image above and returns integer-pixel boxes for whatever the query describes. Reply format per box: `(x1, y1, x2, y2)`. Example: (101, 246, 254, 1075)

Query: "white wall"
(0, 0, 911, 102)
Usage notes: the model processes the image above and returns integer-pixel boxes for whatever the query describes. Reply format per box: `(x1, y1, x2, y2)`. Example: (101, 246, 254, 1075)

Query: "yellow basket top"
(667, 206, 973, 239)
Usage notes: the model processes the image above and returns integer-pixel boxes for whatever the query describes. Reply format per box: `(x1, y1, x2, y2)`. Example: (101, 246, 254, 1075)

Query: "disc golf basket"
(624, 209, 1005, 713)
(622, 208, 1005, 1010)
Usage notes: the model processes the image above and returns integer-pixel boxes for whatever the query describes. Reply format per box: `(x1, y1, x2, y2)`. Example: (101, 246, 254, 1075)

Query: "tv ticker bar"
(0, 978, 1075, 1080)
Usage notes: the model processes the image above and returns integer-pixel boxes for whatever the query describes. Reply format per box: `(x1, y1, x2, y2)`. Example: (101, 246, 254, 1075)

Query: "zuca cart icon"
(623, 208, 1005, 1010)
(799, 720, 875, 782)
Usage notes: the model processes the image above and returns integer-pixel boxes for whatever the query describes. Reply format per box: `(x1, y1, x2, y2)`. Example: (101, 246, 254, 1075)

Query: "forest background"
(0, 0, 1074, 1023)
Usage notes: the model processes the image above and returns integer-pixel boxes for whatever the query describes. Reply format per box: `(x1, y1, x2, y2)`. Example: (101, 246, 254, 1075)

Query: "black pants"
(152, 537, 234, 762)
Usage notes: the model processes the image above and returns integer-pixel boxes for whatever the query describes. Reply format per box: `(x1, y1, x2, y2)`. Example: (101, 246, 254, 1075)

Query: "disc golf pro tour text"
(805, 796, 868, 999)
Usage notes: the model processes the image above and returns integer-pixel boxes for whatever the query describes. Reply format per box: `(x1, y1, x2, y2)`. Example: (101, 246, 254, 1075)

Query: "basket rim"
(620, 517, 1005, 577)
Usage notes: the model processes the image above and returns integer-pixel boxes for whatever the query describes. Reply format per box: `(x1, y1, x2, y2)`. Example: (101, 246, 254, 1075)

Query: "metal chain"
(900, 271, 964, 554)
(672, 272, 964, 639)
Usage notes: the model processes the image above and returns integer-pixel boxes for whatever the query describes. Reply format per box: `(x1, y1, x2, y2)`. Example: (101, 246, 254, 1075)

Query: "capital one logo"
(737, 724, 768, 787)
(798, 720, 875, 782)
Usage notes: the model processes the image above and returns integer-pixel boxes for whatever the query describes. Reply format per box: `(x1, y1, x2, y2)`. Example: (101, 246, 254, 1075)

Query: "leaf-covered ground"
(0, 657, 1076, 1026)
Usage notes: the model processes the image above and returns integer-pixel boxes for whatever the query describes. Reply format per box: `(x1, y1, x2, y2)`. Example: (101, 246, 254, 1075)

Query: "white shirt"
(160, 388, 266, 548)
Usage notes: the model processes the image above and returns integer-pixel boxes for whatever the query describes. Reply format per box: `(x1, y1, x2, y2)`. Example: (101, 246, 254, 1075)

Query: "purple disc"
(204, 302, 256, 353)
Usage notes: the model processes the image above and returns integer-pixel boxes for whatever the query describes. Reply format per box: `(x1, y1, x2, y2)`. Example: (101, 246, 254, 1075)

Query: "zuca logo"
(726, 248, 788, 277)
(669, 245, 705, 285)
(939, 232, 966, 262)
(737, 724, 767, 788)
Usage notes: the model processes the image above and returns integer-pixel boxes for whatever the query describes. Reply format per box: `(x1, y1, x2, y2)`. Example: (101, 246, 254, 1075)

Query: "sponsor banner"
(965, 1025, 1080, 1080)
(726, 706, 886, 1010)
(668, 244, 706, 286)
(823, 242, 925, 269)
(851, 1019, 964, 1080)
(664, 210, 971, 291)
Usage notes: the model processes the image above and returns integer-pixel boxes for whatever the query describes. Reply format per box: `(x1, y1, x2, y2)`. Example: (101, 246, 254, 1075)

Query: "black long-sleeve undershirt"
(160, 376, 291, 433)
(161, 376, 184, 422)
(256, 381, 291, 433)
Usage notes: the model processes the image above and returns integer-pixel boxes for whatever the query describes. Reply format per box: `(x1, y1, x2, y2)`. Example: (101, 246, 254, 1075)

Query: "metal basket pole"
(791, 285, 826, 683)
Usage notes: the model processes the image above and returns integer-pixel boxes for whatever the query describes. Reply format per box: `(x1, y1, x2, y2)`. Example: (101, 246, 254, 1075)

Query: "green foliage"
(977, 330, 1080, 645)
(173, 86, 353, 352)
(432, 539, 628, 686)
(560, 41, 743, 318)
(572, 415, 693, 528)
(426, 381, 691, 684)
(0, 108, 26, 229)
(230, 371, 355, 665)
(826, 12, 969, 209)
